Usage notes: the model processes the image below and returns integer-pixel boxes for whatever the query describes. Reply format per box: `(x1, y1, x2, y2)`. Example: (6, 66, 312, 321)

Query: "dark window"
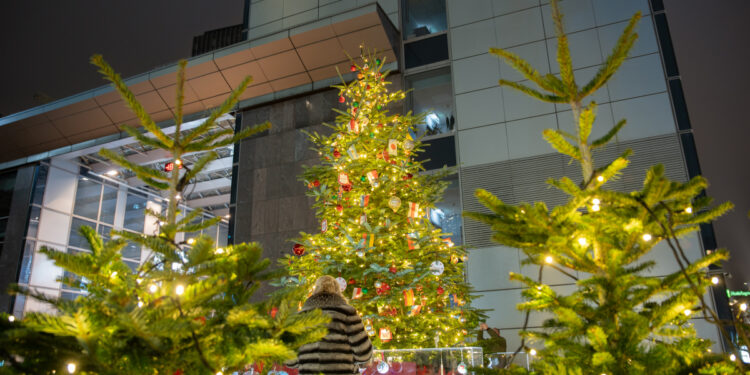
(73, 177, 102, 220)
(69, 218, 97, 249)
(401, 0, 447, 40)
(429, 174, 462, 245)
(418, 136, 456, 170)
(405, 34, 449, 69)
(124, 192, 148, 232)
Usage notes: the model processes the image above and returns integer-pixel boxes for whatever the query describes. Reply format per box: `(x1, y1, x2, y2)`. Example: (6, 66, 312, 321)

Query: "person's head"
(313, 275, 341, 296)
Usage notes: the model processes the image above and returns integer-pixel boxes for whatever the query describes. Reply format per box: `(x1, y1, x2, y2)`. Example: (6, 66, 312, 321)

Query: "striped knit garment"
(287, 292, 373, 375)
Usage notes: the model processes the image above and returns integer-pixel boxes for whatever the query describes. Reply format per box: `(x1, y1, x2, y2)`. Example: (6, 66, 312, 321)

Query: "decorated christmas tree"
(465, 1, 741, 373)
(283, 52, 480, 349)
(2, 56, 329, 375)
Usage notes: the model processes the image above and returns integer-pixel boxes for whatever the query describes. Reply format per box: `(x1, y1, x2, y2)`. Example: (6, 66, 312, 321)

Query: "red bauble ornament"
(293, 243, 305, 256)
(350, 64, 357, 72)
(270, 306, 279, 318)
(339, 96, 345, 103)
(336, 204, 343, 212)
(174, 370, 184, 375)
(349, 278, 356, 285)
(313, 180, 320, 187)
(403, 173, 413, 180)
(333, 149, 341, 158)
(437, 286, 445, 295)
(389, 265, 398, 274)
(342, 184, 352, 192)
(366, 85, 371, 90)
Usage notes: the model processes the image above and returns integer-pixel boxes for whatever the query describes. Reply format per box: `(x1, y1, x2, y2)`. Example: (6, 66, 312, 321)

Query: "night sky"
(0, 1, 244, 117)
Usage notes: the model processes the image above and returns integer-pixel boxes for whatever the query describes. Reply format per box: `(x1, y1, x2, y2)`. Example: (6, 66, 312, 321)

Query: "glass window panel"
(218, 224, 228, 247)
(122, 241, 141, 262)
(404, 34, 449, 69)
(98, 224, 113, 241)
(27, 205, 41, 238)
(417, 136, 457, 170)
(430, 175, 462, 245)
(61, 292, 82, 301)
(124, 193, 148, 232)
(124, 260, 139, 273)
(406, 68, 454, 138)
(402, 0, 447, 40)
(204, 224, 218, 243)
(18, 241, 35, 284)
(100, 185, 118, 224)
(31, 165, 48, 206)
(69, 218, 97, 249)
(73, 177, 101, 220)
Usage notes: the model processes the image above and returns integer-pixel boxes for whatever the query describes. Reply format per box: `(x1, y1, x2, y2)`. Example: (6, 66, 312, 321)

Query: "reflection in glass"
(402, 0, 447, 40)
(218, 224, 228, 247)
(406, 68, 454, 138)
(73, 177, 101, 220)
(100, 185, 118, 224)
(124, 193, 148, 232)
(69, 218, 97, 249)
(31, 165, 49, 206)
(18, 241, 35, 284)
(122, 242, 141, 261)
(431, 176, 462, 245)
(27, 206, 41, 238)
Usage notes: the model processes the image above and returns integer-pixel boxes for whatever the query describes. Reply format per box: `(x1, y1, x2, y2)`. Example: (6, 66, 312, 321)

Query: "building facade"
(0, 0, 741, 354)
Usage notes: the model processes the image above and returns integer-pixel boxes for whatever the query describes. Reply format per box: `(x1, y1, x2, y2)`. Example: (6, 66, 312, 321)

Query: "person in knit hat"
(286, 275, 373, 375)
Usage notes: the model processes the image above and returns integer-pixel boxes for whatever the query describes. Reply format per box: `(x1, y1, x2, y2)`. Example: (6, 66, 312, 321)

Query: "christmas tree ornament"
(321, 219, 327, 233)
(377, 361, 390, 374)
(336, 204, 343, 212)
(403, 139, 415, 151)
(408, 202, 420, 218)
(437, 286, 445, 295)
(360, 194, 370, 207)
(338, 172, 350, 186)
(359, 214, 367, 225)
(402, 173, 413, 180)
(353, 101, 359, 107)
(339, 96, 345, 103)
(333, 149, 341, 158)
(357, 73, 364, 79)
(362, 232, 375, 248)
(430, 261, 445, 275)
(342, 184, 352, 192)
(270, 306, 278, 318)
(451, 254, 460, 264)
(375, 281, 382, 288)
(352, 287, 363, 299)
(293, 243, 305, 256)
(375, 58, 381, 65)
(403, 288, 415, 306)
(336, 277, 347, 292)
(407, 237, 419, 250)
(347, 145, 359, 159)
(388, 196, 401, 212)
(356, 250, 365, 258)
(379, 328, 393, 343)
(349, 119, 359, 133)
(366, 170, 379, 187)
(350, 64, 357, 72)
(365, 319, 375, 336)
(457, 363, 467, 374)
(389, 265, 398, 274)
(387, 139, 398, 156)
(349, 278, 356, 284)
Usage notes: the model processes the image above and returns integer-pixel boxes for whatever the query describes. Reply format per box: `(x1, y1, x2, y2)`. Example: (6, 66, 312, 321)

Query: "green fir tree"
(2, 56, 328, 375)
(282, 51, 481, 349)
(465, 1, 741, 374)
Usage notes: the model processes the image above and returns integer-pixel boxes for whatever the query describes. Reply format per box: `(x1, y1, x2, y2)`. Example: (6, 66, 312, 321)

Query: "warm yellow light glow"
(67, 362, 77, 374)
(215, 248, 224, 254)
(8, 315, 15, 322)
(175, 285, 185, 296)
(529, 349, 537, 356)
(597, 175, 604, 182)
(730, 354, 737, 361)
(149, 284, 158, 293)
(642, 233, 652, 241)
(544, 256, 554, 264)
(137, 301, 144, 308)
(137, 278, 143, 284)
(685, 207, 693, 214)
(740, 303, 748, 312)
(683, 309, 692, 317)
(187, 238, 196, 245)
(592, 198, 600, 205)
(110, 271, 118, 278)
(106, 170, 118, 176)
(591, 204, 600, 212)
(578, 237, 587, 246)
(711, 276, 719, 285)
(175, 159, 182, 166)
